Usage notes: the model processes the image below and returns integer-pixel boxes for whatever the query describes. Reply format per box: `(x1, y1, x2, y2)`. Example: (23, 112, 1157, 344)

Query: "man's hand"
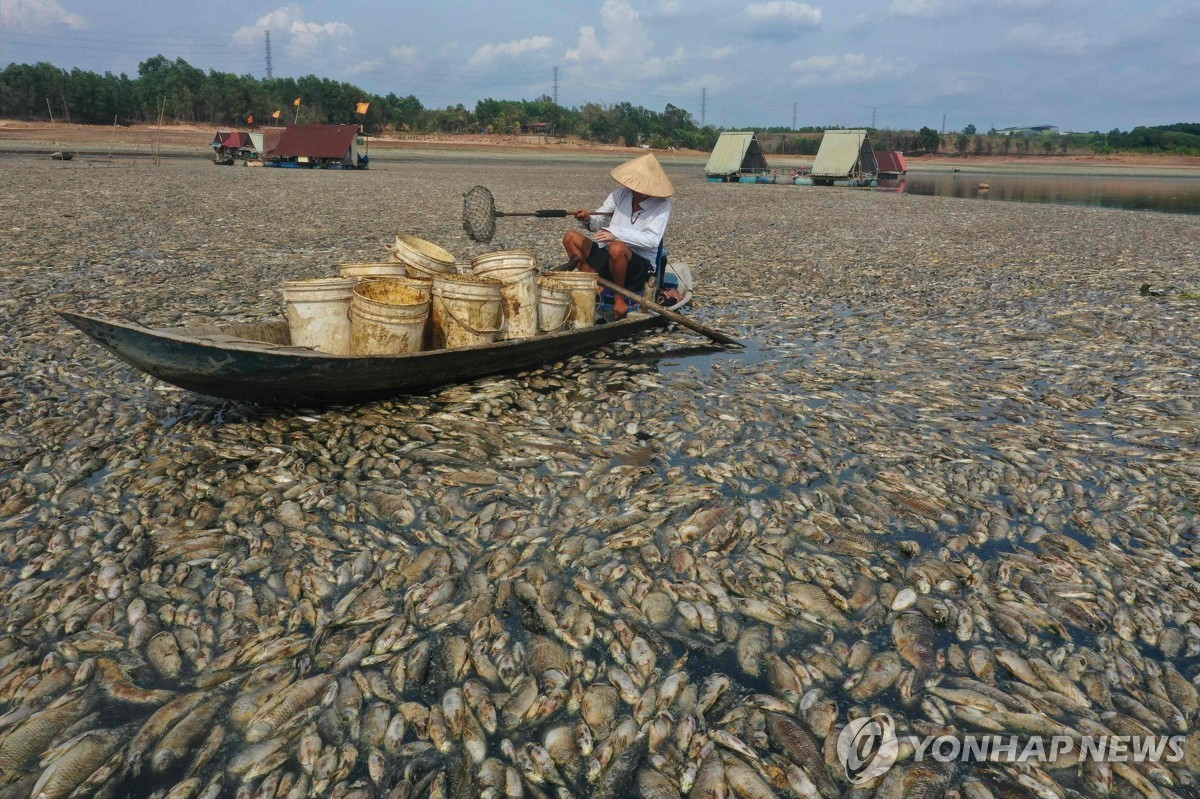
(593, 229, 615, 243)
(573, 209, 590, 222)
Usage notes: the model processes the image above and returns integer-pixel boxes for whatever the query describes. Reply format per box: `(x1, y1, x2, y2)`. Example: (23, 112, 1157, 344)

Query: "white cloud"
(348, 60, 380, 75)
(790, 53, 913, 86)
(745, 1, 822, 27)
(660, 72, 727, 97)
(233, 6, 352, 58)
(887, 0, 960, 18)
(1005, 22, 1088, 56)
(888, 0, 1041, 18)
(468, 36, 554, 68)
(389, 46, 419, 63)
(0, 0, 84, 29)
(643, 46, 688, 78)
(710, 45, 734, 61)
(566, 0, 651, 69)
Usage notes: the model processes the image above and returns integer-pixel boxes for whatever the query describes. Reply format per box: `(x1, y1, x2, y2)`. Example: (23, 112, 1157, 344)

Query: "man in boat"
(563, 153, 674, 319)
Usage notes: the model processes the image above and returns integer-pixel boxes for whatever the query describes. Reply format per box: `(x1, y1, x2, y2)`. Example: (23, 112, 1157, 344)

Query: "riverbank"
(4, 119, 1198, 175)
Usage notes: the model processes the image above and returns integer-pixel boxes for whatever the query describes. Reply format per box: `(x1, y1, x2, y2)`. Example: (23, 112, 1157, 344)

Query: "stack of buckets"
(281, 234, 601, 356)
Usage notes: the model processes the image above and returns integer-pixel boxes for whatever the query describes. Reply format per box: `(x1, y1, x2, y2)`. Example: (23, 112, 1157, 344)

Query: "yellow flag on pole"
(356, 102, 370, 115)
(271, 109, 281, 119)
(246, 115, 254, 124)
(293, 97, 301, 107)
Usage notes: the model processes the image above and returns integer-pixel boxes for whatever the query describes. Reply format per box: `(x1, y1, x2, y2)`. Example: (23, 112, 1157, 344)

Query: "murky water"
(878, 171, 1200, 215)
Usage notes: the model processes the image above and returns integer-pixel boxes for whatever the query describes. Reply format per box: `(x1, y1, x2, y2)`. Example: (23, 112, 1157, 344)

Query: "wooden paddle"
(593, 275, 742, 347)
(545, 260, 742, 347)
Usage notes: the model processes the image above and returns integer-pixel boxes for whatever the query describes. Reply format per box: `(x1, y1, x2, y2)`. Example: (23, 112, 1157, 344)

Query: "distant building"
(995, 125, 1059, 136)
(811, 129, 878, 184)
(874, 151, 908, 177)
(210, 130, 283, 164)
(704, 131, 770, 179)
(266, 124, 368, 169)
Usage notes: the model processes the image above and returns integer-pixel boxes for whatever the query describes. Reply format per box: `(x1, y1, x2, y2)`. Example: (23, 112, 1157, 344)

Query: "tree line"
(2, 56, 1197, 156)
(0, 56, 718, 150)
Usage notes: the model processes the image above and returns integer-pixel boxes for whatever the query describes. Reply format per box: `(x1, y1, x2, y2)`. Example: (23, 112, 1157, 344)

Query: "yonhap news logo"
(837, 714, 900, 785)
(836, 712, 1185, 784)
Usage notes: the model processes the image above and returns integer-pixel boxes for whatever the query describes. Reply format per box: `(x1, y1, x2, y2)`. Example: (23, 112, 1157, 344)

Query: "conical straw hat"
(609, 153, 674, 198)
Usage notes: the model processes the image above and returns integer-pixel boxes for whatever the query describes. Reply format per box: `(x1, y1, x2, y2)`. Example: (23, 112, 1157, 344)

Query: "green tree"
(917, 126, 940, 153)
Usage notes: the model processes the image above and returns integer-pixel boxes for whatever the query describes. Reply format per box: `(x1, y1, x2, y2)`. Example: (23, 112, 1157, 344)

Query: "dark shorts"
(586, 245, 652, 294)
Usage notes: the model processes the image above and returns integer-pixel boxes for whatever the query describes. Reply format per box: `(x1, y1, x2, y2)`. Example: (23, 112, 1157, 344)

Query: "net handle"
(462, 185, 612, 243)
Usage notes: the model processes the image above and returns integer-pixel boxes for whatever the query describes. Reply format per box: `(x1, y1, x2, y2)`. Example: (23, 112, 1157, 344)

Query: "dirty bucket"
(537, 277, 573, 333)
(282, 277, 357, 354)
(387, 234, 456, 282)
(350, 278, 431, 355)
(471, 250, 538, 340)
(338, 261, 408, 281)
(430, 273, 503, 349)
(551, 270, 599, 328)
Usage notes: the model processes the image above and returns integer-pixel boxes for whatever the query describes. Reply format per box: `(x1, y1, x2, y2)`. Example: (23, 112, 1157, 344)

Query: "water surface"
(878, 171, 1200, 215)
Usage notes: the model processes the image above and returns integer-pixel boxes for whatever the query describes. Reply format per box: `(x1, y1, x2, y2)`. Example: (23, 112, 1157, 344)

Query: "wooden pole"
(154, 97, 165, 165)
(593, 275, 742, 347)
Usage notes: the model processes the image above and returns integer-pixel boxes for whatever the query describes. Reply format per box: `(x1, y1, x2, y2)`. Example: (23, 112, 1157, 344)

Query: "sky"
(1, 0, 1197, 133)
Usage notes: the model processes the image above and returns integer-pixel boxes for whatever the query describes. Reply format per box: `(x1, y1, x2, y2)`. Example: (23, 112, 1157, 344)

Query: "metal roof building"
(704, 132, 770, 178)
(874, 150, 908, 176)
(268, 124, 367, 168)
(811, 130, 878, 181)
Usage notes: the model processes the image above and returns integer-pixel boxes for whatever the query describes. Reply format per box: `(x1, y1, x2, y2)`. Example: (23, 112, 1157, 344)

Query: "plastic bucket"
(537, 277, 573, 333)
(387, 234, 455, 280)
(431, 274, 503, 349)
(471, 250, 538, 340)
(350, 278, 431, 355)
(282, 277, 357, 354)
(551, 270, 598, 328)
(338, 262, 408, 281)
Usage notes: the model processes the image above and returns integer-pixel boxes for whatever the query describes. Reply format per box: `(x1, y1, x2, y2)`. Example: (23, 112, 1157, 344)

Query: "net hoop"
(463, 185, 497, 243)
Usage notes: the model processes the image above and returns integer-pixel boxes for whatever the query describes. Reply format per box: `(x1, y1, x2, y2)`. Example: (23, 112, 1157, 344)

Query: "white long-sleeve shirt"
(587, 187, 671, 263)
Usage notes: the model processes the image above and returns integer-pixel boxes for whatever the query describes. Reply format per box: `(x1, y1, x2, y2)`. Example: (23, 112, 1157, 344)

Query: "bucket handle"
(540, 306, 572, 333)
(433, 296, 504, 335)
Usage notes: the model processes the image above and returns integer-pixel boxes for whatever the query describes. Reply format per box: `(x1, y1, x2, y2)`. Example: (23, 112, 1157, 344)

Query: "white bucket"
(537, 277, 573, 333)
(471, 250, 538, 341)
(338, 262, 408, 281)
(350, 278, 431, 355)
(551, 270, 599, 328)
(431, 274, 503, 349)
(387, 234, 456, 281)
(282, 277, 357, 354)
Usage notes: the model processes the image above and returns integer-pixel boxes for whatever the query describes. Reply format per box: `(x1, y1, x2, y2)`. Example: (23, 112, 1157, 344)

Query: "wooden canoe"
(58, 292, 690, 406)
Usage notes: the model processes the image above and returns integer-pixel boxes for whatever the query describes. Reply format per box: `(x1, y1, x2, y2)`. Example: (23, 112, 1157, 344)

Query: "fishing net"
(463, 186, 496, 243)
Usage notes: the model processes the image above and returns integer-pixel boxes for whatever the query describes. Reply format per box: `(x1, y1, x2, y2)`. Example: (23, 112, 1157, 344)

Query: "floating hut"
(265, 125, 368, 169)
(874, 150, 908, 178)
(810, 129, 878, 186)
(211, 130, 283, 164)
(704, 132, 770, 182)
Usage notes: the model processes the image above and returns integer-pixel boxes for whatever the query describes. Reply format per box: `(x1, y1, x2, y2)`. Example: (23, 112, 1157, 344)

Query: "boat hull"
(59, 310, 673, 405)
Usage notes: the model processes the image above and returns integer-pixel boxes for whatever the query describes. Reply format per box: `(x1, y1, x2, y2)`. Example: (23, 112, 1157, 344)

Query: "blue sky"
(2, 0, 1197, 132)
